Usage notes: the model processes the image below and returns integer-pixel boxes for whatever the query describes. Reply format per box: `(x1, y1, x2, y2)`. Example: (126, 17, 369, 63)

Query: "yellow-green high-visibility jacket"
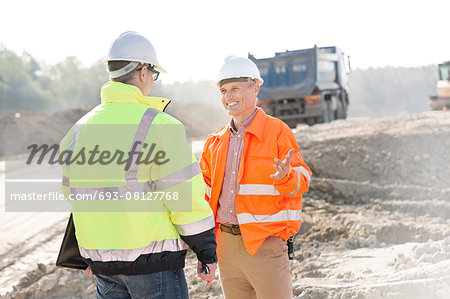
(60, 82, 216, 275)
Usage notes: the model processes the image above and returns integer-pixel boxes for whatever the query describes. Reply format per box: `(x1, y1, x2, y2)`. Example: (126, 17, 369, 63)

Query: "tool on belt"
(287, 236, 294, 260)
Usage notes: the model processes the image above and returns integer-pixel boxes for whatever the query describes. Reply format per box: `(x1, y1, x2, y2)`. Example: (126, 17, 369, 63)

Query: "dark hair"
(107, 61, 139, 83)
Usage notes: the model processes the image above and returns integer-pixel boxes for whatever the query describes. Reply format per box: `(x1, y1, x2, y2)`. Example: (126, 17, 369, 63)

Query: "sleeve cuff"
(273, 167, 293, 186)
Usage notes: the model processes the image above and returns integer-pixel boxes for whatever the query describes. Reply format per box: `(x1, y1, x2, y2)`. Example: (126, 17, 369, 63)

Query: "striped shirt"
(216, 108, 259, 224)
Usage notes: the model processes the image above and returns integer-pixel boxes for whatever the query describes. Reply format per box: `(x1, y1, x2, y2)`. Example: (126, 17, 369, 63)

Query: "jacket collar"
(100, 82, 171, 112)
(215, 108, 267, 141)
(245, 108, 266, 141)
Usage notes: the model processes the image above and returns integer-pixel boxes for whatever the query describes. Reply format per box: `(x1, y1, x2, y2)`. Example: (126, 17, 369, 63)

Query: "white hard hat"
(217, 55, 263, 86)
(106, 31, 167, 78)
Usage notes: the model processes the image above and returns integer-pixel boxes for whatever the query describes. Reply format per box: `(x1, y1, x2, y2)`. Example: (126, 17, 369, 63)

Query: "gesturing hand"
(270, 148, 294, 181)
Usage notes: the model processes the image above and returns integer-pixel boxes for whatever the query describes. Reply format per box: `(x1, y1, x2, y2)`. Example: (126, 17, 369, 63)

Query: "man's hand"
(197, 261, 217, 288)
(83, 266, 95, 277)
(270, 148, 294, 181)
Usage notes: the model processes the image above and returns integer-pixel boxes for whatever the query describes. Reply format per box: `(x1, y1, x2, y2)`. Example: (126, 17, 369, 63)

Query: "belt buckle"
(220, 224, 240, 235)
(231, 225, 240, 235)
(219, 224, 228, 233)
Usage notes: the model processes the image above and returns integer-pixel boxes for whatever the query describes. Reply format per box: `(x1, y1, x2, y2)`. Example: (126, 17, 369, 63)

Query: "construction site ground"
(1, 110, 449, 299)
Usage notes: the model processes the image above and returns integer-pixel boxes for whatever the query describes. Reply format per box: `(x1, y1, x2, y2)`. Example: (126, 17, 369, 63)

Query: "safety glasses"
(137, 64, 160, 81)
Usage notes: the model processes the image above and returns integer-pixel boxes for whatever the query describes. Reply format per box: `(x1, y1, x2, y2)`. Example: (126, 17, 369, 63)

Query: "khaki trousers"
(217, 229, 292, 299)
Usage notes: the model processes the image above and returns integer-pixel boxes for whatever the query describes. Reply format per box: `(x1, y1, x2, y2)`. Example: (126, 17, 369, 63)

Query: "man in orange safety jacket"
(199, 56, 312, 299)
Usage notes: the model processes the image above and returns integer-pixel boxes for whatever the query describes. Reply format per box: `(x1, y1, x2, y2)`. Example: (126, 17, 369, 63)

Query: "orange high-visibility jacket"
(199, 109, 312, 255)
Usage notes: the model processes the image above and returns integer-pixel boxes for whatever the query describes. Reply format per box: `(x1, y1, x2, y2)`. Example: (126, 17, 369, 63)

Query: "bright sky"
(1, 0, 449, 83)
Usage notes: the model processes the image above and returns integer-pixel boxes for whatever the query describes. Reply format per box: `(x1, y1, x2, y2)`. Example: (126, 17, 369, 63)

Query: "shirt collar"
(229, 108, 259, 134)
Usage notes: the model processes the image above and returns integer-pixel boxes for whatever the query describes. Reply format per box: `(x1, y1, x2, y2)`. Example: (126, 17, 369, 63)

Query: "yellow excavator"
(429, 61, 450, 110)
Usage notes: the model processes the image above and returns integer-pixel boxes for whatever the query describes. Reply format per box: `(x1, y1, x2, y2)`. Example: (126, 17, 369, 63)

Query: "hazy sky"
(1, 0, 449, 83)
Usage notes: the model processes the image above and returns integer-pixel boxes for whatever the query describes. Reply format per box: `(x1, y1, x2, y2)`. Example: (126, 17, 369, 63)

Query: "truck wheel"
(283, 120, 298, 129)
(323, 100, 335, 123)
(339, 91, 348, 119)
(306, 118, 315, 126)
(336, 99, 347, 119)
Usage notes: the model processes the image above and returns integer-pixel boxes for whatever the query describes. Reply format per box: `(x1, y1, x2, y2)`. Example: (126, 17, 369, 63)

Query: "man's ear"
(254, 83, 260, 95)
(137, 66, 146, 82)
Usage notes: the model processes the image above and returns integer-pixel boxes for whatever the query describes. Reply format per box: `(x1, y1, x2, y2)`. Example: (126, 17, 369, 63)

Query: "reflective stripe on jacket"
(60, 82, 216, 275)
(200, 109, 311, 255)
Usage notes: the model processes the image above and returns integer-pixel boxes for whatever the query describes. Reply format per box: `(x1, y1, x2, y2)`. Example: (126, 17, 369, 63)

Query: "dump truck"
(429, 61, 450, 111)
(249, 46, 350, 127)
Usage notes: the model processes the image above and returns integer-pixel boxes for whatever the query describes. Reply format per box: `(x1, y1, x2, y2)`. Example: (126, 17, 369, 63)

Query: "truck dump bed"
(249, 46, 349, 127)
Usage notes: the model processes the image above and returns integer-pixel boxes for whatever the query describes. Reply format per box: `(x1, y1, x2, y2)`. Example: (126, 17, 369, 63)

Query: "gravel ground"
(1, 111, 449, 299)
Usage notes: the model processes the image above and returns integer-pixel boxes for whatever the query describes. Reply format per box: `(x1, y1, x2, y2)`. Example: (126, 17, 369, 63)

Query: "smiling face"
(219, 79, 260, 125)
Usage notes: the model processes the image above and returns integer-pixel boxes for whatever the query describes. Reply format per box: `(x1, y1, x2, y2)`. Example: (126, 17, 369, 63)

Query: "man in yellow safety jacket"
(60, 31, 217, 299)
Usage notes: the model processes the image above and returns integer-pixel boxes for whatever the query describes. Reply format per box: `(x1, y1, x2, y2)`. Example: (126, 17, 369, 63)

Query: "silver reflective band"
(238, 184, 280, 196)
(66, 108, 159, 192)
(295, 166, 311, 184)
(284, 166, 311, 196)
(109, 61, 140, 79)
(154, 162, 201, 190)
(174, 215, 215, 236)
(126, 108, 160, 185)
(237, 166, 310, 196)
(69, 163, 199, 198)
(205, 184, 212, 197)
(65, 125, 81, 170)
(62, 125, 81, 186)
(237, 209, 302, 225)
(79, 238, 187, 262)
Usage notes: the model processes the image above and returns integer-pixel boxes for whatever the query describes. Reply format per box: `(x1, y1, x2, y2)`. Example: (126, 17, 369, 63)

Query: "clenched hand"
(83, 266, 94, 277)
(197, 261, 217, 288)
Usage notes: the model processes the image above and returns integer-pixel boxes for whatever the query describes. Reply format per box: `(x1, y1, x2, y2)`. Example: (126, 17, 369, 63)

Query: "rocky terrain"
(1, 111, 449, 298)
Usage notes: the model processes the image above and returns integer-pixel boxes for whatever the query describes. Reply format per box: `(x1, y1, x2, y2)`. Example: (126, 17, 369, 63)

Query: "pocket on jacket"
(246, 156, 275, 181)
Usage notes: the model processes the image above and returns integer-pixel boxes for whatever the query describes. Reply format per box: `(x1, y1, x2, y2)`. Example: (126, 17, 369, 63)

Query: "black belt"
(219, 223, 241, 235)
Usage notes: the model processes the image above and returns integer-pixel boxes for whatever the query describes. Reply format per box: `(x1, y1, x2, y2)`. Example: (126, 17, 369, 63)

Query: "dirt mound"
(0, 109, 88, 157)
(290, 111, 450, 298)
(2, 111, 450, 298)
(295, 111, 450, 190)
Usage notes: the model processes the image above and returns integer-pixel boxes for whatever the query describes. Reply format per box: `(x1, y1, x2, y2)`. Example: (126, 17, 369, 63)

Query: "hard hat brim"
(104, 58, 167, 73)
(153, 65, 167, 74)
(216, 77, 264, 87)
